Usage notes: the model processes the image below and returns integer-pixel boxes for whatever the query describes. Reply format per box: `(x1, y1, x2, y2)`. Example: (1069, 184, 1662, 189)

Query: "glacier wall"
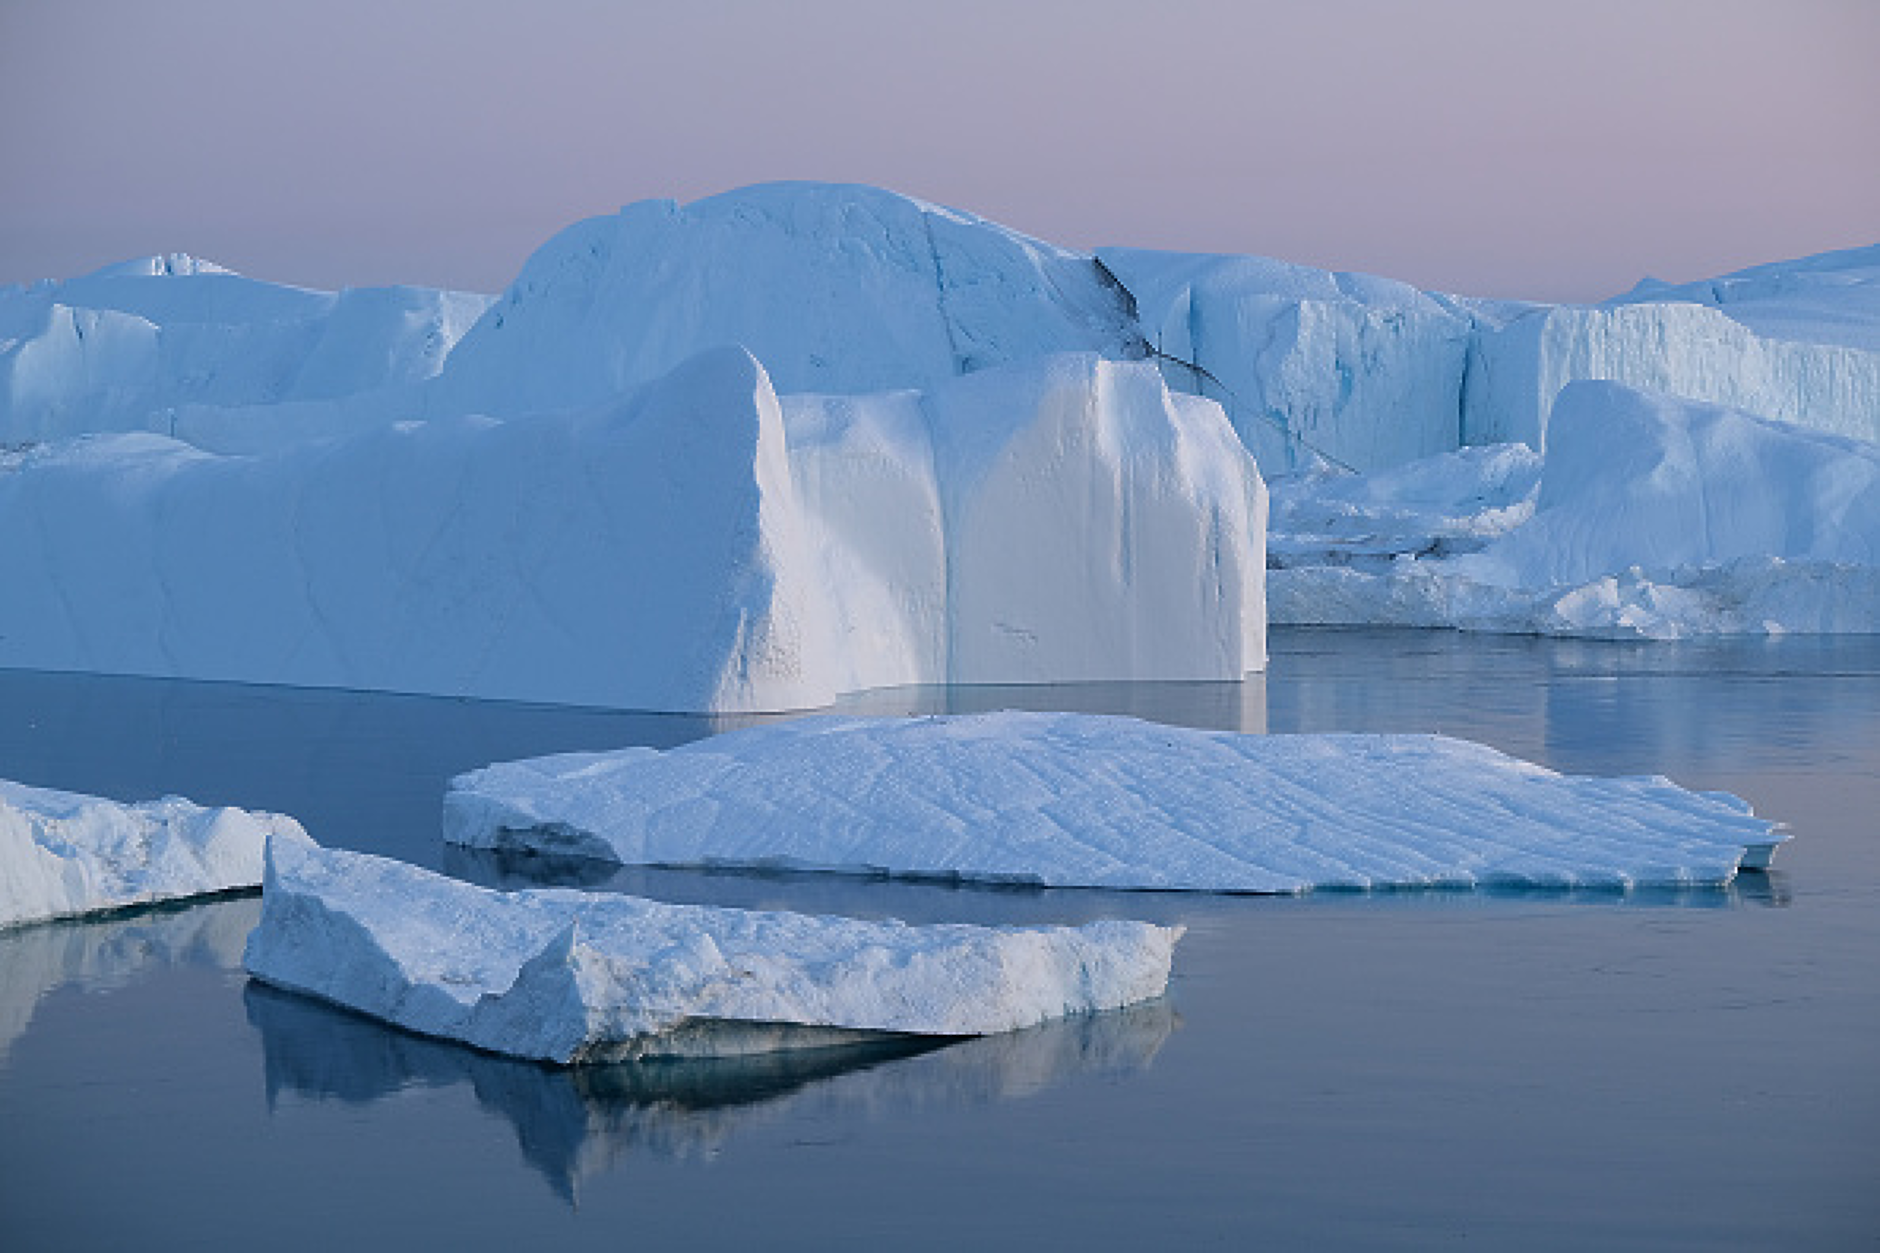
(0, 349, 1266, 712)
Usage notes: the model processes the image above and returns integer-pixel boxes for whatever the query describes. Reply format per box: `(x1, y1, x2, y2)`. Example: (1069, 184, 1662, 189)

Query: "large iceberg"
(0, 347, 1265, 712)
(1271, 380, 1880, 637)
(443, 710, 1785, 892)
(0, 778, 300, 928)
(242, 828, 1181, 1064)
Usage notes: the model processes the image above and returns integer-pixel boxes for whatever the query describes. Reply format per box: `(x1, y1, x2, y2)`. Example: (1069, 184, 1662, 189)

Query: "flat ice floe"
(1, 779, 302, 928)
(242, 828, 1181, 1065)
(444, 711, 1786, 893)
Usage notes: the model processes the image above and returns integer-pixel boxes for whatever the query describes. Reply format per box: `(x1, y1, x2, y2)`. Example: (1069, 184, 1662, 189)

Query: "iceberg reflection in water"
(0, 896, 260, 1064)
(243, 982, 1178, 1204)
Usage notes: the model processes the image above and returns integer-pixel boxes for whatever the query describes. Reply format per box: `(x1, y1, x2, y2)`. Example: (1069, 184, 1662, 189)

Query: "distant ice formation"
(444, 710, 1786, 892)
(3, 180, 1875, 706)
(0, 254, 490, 448)
(0, 779, 300, 928)
(1270, 381, 1880, 638)
(242, 827, 1182, 1064)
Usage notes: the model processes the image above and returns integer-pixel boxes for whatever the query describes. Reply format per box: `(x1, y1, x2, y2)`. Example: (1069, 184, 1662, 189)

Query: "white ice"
(426, 182, 1144, 416)
(0, 347, 1265, 712)
(242, 827, 1182, 1065)
(0, 778, 302, 929)
(0, 253, 491, 449)
(1272, 381, 1880, 638)
(444, 711, 1785, 893)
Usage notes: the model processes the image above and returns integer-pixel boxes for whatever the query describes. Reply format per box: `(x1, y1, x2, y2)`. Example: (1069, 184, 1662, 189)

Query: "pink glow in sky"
(3, 0, 1876, 301)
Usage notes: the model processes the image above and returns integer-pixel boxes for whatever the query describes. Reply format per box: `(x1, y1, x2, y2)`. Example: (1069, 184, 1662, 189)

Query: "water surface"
(2, 629, 1875, 1250)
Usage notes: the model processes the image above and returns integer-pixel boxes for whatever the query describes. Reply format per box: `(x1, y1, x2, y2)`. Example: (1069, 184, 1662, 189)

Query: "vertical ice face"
(925, 355, 1266, 682)
(1464, 302, 1880, 452)
(1097, 248, 1474, 474)
(0, 347, 1267, 712)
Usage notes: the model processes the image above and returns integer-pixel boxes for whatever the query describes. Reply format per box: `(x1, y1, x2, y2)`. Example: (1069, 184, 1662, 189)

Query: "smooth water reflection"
(245, 985, 1175, 1206)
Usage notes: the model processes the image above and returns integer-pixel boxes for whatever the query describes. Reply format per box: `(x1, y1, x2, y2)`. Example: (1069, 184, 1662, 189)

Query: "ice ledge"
(242, 829, 1181, 1065)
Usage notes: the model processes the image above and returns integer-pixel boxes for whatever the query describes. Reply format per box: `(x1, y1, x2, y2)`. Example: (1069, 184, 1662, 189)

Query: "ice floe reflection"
(243, 983, 1178, 1204)
(0, 895, 260, 1063)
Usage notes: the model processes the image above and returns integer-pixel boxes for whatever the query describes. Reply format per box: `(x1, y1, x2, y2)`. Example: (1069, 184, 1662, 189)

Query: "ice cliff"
(0, 348, 1267, 711)
(243, 827, 1182, 1064)
(445, 711, 1785, 892)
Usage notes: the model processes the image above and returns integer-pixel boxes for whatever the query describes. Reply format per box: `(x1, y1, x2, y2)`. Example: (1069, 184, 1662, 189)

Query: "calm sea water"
(2, 629, 1876, 1250)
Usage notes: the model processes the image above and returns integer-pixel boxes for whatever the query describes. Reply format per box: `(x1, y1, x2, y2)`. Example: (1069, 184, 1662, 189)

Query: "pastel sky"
(3, 0, 1875, 301)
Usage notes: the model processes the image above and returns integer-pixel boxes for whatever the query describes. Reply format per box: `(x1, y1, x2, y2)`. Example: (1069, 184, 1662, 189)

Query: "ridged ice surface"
(444, 711, 1784, 893)
(1, 779, 302, 928)
(243, 828, 1181, 1065)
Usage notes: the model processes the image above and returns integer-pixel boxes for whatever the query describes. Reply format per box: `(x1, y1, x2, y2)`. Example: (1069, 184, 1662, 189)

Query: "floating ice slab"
(444, 711, 1786, 893)
(242, 829, 1181, 1065)
(0, 779, 302, 929)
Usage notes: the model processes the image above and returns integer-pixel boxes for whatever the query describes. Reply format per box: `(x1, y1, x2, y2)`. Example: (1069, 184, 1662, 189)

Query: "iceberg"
(443, 710, 1785, 892)
(1098, 247, 1477, 474)
(0, 253, 492, 448)
(427, 181, 1143, 416)
(1272, 381, 1880, 638)
(1464, 298, 1880, 452)
(242, 828, 1182, 1065)
(0, 346, 1265, 712)
(0, 779, 300, 928)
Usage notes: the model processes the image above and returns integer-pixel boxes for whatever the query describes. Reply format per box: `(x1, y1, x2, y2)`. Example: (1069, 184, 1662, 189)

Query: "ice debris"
(444, 710, 1786, 893)
(242, 827, 1182, 1065)
(0, 779, 301, 928)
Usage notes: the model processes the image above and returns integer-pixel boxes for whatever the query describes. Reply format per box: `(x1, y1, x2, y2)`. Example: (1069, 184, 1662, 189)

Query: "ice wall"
(429, 182, 1144, 417)
(0, 348, 1266, 712)
(1465, 300, 1880, 451)
(1098, 248, 1474, 474)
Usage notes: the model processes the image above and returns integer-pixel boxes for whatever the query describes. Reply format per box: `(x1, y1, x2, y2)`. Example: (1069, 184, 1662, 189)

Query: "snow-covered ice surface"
(444, 711, 1784, 893)
(1272, 381, 1880, 638)
(0, 347, 1264, 711)
(242, 827, 1181, 1065)
(0, 253, 491, 449)
(428, 181, 1143, 415)
(1609, 243, 1880, 353)
(0, 779, 300, 929)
